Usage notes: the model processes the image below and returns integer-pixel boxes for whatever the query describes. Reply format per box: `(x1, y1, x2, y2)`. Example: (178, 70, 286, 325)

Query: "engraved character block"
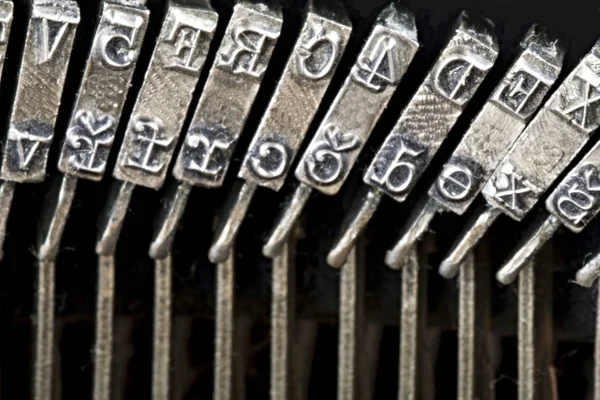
(114, 0, 218, 188)
(548, 42, 600, 134)
(481, 40, 600, 220)
(295, 3, 419, 196)
(0, 0, 79, 183)
(173, 0, 283, 188)
(547, 164, 600, 231)
(428, 26, 564, 215)
(237, 2, 352, 191)
(364, 13, 498, 202)
(215, 4, 280, 79)
(482, 162, 540, 220)
(546, 140, 600, 232)
(58, 1, 149, 180)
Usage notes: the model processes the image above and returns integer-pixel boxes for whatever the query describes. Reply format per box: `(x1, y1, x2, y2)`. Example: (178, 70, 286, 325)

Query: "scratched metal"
(294, 2, 419, 196)
(96, 0, 220, 255)
(238, 0, 351, 191)
(58, 0, 150, 181)
(327, 12, 497, 268)
(172, 0, 283, 188)
(38, 0, 150, 261)
(0, 0, 79, 183)
(263, 3, 419, 259)
(0, 1, 13, 81)
(209, 0, 351, 263)
(385, 25, 564, 271)
(114, 0, 219, 189)
(429, 25, 564, 215)
(441, 39, 600, 277)
(151, 0, 283, 260)
(482, 39, 600, 221)
(364, 12, 497, 203)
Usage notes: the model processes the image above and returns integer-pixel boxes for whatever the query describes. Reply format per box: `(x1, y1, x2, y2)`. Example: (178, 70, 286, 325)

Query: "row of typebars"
(0, 0, 597, 399)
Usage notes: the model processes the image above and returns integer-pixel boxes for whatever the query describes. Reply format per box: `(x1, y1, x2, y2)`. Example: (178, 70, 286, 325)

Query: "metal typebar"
(328, 12, 499, 268)
(207, 0, 352, 263)
(96, 0, 220, 256)
(149, 0, 283, 260)
(263, 3, 420, 259)
(386, 25, 564, 271)
(440, 39, 600, 279)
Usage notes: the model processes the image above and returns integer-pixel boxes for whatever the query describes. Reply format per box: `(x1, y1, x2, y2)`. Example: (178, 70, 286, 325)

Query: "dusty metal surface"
(0, 0, 600, 399)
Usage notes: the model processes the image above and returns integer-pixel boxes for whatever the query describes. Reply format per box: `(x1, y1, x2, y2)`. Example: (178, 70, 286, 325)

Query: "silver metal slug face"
(113, 0, 219, 189)
(429, 25, 564, 215)
(546, 139, 600, 233)
(0, 0, 79, 183)
(0, 1, 13, 78)
(363, 12, 498, 203)
(172, 0, 283, 189)
(206, 1, 351, 263)
(58, 0, 150, 181)
(293, 2, 419, 196)
(237, 1, 352, 192)
(482, 39, 600, 221)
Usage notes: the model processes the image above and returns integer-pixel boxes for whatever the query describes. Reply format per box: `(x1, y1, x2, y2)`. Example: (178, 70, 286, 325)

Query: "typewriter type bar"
(151, 0, 352, 261)
(327, 12, 499, 268)
(148, 0, 283, 260)
(385, 25, 564, 274)
(262, 2, 420, 259)
(206, 0, 352, 264)
(439, 39, 600, 282)
(0, 2, 81, 400)
(498, 121, 600, 286)
(95, 0, 222, 256)
(37, 0, 150, 261)
(0, 0, 78, 260)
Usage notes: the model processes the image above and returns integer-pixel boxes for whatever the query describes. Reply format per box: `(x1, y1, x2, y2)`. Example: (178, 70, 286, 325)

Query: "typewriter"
(0, 0, 598, 399)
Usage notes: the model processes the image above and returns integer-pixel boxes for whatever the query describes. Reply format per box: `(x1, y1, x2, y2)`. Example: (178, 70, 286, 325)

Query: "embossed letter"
(304, 124, 359, 184)
(490, 164, 533, 211)
(296, 24, 340, 80)
(186, 130, 234, 176)
(371, 140, 422, 193)
(66, 111, 115, 173)
(216, 20, 279, 78)
(165, 10, 213, 73)
(497, 70, 544, 116)
(124, 117, 173, 174)
(8, 127, 51, 169)
(250, 141, 288, 179)
(352, 35, 398, 91)
(558, 75, 600, 131)
(99, 9, 144, 69)
(433, 52, 489, 105)
(37, 17, 70, 64)
(437, 164, 473, 200)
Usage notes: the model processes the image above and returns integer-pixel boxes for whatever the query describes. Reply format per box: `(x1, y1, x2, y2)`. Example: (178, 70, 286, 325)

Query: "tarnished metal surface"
(264, 2, 419, 258)
(0, 0, 600, 398)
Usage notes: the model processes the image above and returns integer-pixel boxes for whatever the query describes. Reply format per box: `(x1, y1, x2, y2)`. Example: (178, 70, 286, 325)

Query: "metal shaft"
(385, 196, 439, 269)
(496, 214, 561, 285)
(153, 255, 173, 400)
(214, 251, 235, 400)
(518, 257, 556, 399)
(93, 255, 115, 400)
(338, 245, 364, 400)
(438, 205, 501, 278)
(457, 252, 495, 399)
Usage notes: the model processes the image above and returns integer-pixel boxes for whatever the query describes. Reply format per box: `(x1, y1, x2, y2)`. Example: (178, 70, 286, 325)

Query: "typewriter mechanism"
(0, 0, 599, 399)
